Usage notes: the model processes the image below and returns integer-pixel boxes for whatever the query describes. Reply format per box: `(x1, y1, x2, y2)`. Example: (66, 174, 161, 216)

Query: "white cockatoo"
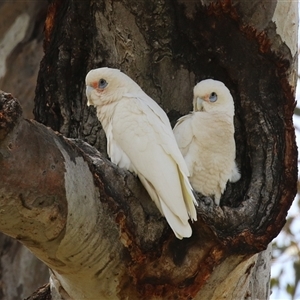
(173, 79, 240, 205)
(85, 67, 198, 239)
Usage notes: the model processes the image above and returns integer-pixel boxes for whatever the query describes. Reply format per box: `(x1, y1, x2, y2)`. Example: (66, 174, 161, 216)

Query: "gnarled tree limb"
(0, 0, 298, 299)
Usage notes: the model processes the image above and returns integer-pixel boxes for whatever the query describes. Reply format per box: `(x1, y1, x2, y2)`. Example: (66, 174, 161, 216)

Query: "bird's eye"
(98, 79, 108, 89)
(209, 92, 218, 102)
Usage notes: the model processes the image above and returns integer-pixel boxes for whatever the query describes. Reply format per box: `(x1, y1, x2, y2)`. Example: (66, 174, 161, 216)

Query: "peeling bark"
(0, 2, 49, 298)
(35, 0, 298, 246)
(0, 0, 298, 299)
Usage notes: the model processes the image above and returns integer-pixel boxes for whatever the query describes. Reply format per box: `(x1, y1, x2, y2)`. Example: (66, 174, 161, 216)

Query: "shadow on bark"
(0, 0, 297, 299)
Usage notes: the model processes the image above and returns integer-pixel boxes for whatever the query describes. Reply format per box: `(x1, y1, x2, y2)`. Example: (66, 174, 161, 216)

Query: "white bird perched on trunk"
(85, 67, 198, 239)
(173, 79, 240, 205)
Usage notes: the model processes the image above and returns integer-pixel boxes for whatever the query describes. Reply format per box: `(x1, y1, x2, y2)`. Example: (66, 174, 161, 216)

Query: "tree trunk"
(0, 0, 298, 299)
(0, 1, 49, 299)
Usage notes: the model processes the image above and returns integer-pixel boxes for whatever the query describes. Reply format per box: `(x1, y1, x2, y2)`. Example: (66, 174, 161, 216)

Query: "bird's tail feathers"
(138, 175, 163, 214)
(139, 174, 194, 239)
(160, 199, 192, 239)
(230, 163, 241, 183)
(178, 168, 198, 221)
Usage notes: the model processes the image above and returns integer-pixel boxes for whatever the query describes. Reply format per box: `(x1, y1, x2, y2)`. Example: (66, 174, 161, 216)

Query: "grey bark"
(0, 1, 49, 299)
(0, 0, 298, 299)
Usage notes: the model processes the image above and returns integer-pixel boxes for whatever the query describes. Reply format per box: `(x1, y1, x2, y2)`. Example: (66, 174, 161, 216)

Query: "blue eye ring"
(209, 92, 217, 102)
(98, 78, 108, 89)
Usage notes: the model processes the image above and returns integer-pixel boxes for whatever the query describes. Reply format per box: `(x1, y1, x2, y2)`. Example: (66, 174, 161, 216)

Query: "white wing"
(109, 94, 197, 239)
(173, 114, 196, 174)
(106, 122, 135, 172)
(174, 111, 237, 205)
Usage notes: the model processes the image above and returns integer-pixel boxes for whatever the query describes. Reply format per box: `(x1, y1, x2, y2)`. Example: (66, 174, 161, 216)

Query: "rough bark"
(0, 90, 275, 300)
(0, 1, 49, 298)
(35, 0, 297, 242)
(0, 0, 298, 299)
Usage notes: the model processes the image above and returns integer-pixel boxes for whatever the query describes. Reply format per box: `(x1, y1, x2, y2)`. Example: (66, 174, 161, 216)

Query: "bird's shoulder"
(127, 92, 171, 126)
(173, 113, 195, 154)
(112, 94, 189, 173)
(113, 93, 172, 133)
(173, 112, 194, 129)
(111, 94, 177, 151)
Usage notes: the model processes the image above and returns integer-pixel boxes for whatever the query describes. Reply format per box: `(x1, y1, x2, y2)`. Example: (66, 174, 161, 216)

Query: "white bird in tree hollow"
(173, 79, 240, 205)
(85, 67, 198, 239)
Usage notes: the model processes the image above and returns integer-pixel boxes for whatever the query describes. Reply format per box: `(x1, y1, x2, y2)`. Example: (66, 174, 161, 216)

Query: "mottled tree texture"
(0, 0, 46, 119)
(35, 0, 297, 244)
(0, 2, 49, 298)
(0, 0, 297, 299)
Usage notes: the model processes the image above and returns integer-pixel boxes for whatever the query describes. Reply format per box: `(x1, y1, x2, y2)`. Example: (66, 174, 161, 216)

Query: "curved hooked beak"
(194, 97, 204, 111)
(86, 85, 94, 107)
(193, 94, 210, 111)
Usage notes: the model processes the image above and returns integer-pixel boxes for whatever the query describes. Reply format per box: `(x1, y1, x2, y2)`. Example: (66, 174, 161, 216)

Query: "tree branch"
(0, 0, 298, 298)
(0, 89, 267, 299)
(0, 92, 219, 298)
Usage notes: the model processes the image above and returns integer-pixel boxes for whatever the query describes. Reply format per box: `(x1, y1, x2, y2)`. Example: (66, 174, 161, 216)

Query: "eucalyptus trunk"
(0, 0, 297, 299)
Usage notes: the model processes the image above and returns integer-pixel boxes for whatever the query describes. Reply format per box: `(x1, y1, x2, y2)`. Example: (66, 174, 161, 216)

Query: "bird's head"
(193, 79, 234, 115)
(85, 67, 141, 107)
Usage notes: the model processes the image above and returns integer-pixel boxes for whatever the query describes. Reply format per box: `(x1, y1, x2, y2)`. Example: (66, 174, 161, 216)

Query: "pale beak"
(86, 86, 94, 107)
(194, 97, 204, 111)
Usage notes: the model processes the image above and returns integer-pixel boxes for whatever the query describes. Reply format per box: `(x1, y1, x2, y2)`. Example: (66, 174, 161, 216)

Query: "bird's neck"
(96, 101, 118, 131)
(214, 110, 234, 119)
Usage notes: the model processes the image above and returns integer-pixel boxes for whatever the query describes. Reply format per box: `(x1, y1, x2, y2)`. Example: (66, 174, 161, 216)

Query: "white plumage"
(173, 79, 240, 205)
(85, 67, 197, 239)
